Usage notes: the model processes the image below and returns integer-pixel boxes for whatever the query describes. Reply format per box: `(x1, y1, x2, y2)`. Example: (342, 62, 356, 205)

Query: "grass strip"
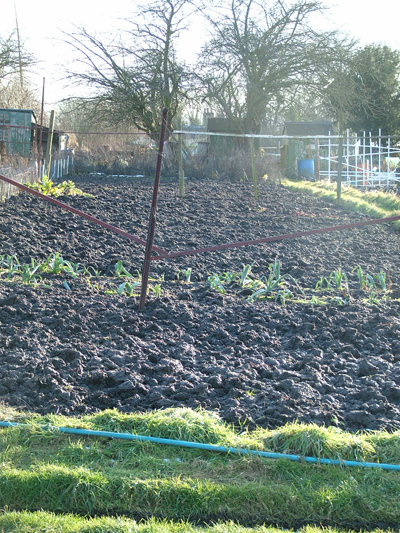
(1, 462, 400, 527)
(1, 408, 400, 529)
(0, 511, 372, 533)
(283, 179, 400, 229)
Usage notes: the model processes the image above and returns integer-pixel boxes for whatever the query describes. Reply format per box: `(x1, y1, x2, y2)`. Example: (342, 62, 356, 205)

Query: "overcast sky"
(1, 0, 400, 107)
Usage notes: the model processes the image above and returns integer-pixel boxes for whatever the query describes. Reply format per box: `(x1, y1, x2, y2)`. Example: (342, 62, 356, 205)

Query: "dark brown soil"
(1, 175, 400, 431)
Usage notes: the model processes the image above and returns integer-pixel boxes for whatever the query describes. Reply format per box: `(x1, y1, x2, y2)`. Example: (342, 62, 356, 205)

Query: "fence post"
(362, 131, 366, 186)
(315, 138, 320, 180)
(328, 132, 331, 181)
(336, 112, 344, 204)
(178, 118, 185, 198)
(37, 77, 45, 179)
(369, 132, 373, 187)
(139, 108, 169, 310)
(44, 110, 56, 177)
(250, 137, 258, 201)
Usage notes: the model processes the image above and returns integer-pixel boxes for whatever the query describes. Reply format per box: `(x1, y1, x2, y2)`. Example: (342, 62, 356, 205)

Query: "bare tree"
(196, 0, 352, 135)
(0, 75, 41, 115)
(63, 0, 195, 138)
(0, 31, 33, 81)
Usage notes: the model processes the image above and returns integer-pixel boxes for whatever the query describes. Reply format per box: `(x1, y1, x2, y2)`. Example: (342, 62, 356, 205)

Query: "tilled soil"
(1, 175, 400, 431)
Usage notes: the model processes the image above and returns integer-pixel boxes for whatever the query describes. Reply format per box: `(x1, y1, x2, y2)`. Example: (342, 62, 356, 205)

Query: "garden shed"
(0, 108, 37, 158)
(207, 117, 244, 155)
(281, 121, 334, 178)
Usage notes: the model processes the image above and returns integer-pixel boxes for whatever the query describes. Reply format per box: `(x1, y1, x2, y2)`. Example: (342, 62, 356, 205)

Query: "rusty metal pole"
(37, 77, 45, 178)
(139, 108, 169, 310)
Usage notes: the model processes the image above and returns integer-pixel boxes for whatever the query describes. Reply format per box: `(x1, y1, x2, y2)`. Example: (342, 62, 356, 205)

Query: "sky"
(1, 0, 400, 108)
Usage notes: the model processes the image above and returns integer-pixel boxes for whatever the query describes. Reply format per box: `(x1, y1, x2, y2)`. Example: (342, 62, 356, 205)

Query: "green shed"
(0, 108, 36, 157)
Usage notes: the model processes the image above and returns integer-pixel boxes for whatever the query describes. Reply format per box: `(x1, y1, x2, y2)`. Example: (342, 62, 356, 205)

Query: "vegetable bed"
(1, 176, 400, 431)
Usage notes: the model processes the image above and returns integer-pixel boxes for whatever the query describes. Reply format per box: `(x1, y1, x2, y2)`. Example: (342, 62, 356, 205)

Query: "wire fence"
(170, 129, 400, 189)
(1, 121, 400, 204)
(0, 161, 37, 202)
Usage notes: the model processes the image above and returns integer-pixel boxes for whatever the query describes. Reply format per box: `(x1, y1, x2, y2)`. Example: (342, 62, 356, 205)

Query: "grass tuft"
(255, 422, 375, 462)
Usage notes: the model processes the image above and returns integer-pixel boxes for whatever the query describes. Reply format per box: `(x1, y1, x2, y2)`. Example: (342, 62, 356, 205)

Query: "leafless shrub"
(182, 147, 282, 183)
(73, 144, 158, 177)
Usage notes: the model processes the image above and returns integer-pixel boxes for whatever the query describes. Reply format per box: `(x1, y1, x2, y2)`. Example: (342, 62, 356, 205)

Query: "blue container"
(298, 159, 315, 179)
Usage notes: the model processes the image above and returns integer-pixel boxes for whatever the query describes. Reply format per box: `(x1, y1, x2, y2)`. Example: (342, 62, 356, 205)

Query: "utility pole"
(14, 1, 24, 88)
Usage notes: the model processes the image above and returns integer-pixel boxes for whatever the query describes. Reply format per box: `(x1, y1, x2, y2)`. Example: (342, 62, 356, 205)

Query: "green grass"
(283, 179, 400, 229)
(0, 512, 379, 533)
(1, 407, 400, 532)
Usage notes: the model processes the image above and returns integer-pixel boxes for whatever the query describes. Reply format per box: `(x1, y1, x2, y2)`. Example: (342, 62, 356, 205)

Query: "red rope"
(2, 171, 399, 263)
(151, 213, 400, 261)
(0, 173, 167, 255)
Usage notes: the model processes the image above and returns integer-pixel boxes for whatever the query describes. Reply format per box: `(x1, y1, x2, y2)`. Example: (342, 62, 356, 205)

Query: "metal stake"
(139, 108, 169, 310)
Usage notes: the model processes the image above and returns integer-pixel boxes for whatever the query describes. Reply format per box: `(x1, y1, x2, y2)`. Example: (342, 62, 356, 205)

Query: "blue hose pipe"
(1, 420, 399, 471)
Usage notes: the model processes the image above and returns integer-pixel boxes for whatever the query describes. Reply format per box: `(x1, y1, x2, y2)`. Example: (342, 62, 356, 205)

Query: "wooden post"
(315, 138, 320, 180)
(37, 77, 45, 179)
(44, 110, 56, 178)
(337, 111, 344, 205)
(250, 137, 258, 201)
(178, 118, 185, 198)
(328, 132, 331, 181)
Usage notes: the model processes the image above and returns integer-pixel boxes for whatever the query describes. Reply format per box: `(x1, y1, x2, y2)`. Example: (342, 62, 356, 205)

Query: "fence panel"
(0, 162, 37, 202)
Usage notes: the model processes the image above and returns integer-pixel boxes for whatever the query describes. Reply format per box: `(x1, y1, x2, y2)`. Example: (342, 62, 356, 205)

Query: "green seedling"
(62, 180, 92, 197)
(149, 283, 162, 297)
(330, 268, 348, 290)
(365, 274, 377, 291)
(85, 266, 101, 277)
(208, 273, 226, 294)
(115, 260, 134, 278)
(375, 270, 387, 291)
(221, 271, 237, 284)
(177, 268, 192, 282)
(250, 261, 289, 300)
(354, 265, 367, 289)
(45, 252, 65, 274)
(117, 281, 140, 296)
(20, 261, 41, 285)
(0, 254, 20, 280)
(310, 295, 326, 305)
(276, 287, 293, 304)
(239, 264, 252, 288)
(0, 254, 19, 269)
(63, 260, 85, 278)
(315, 276, 331, 290)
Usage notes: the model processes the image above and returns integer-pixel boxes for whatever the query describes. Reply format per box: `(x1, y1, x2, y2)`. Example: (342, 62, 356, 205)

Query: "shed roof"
(283, 121, 334, 136)
(0, 108, 37, 122)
